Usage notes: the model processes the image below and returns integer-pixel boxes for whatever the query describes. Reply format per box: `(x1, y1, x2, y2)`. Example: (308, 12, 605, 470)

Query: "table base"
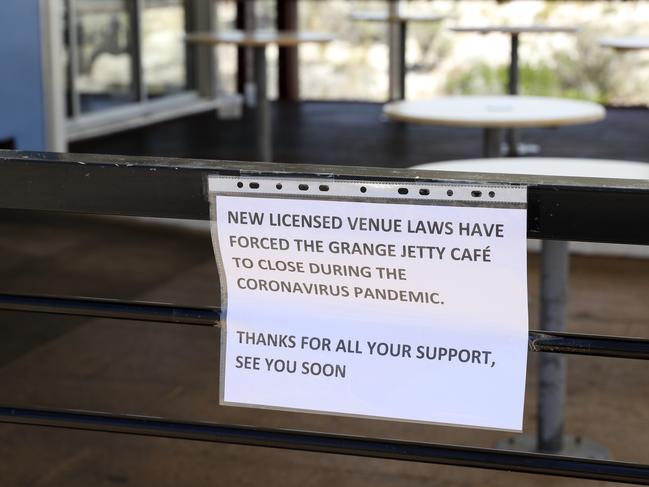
(506, 34, 542, 157)
(253, 46, 272, 162)
(496, 435, 609, 459)
(502, 240, 606, 458)
(484, 129, 541, 157)
(483, 128, 502, 157)
(502, 140, 541, 157)
(388, 20, 407, 101)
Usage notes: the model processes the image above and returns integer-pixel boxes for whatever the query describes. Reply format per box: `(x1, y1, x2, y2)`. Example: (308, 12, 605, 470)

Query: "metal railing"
(0, 149, 648, 484)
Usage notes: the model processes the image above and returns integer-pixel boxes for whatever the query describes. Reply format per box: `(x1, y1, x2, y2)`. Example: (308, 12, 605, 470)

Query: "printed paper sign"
(209, 177, 528, 431)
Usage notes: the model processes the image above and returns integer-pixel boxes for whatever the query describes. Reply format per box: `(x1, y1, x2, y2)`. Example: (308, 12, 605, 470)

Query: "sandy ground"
(0, 210, 646, 486)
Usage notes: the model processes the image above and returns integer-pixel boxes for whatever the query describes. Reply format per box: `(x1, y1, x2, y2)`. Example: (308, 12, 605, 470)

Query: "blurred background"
(5, 0, 649, 154)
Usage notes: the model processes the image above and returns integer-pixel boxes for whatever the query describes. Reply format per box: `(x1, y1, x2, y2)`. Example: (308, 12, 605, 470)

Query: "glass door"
(143, 0, 188, 99)
(64, 0, 205, 124)
(66, 0, 136, 116)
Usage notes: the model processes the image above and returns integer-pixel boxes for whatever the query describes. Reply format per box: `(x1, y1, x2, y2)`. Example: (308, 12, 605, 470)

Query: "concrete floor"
(0, 209, 647, 486)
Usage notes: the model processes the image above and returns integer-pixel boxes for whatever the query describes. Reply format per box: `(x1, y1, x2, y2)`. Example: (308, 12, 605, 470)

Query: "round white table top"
(383, 95, 605, 129)
(185, 30, 334, 47)
(450, 25, 578, 35)
(599, 36, 649, 51)
(350, 11, 447, 23)
(411, 158, 649, 180)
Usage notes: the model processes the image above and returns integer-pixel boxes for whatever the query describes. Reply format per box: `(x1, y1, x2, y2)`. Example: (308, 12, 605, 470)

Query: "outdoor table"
(450, 25, 579, 155)
(350, 11, 447, 100)
(186, 30, 333, 162)
(599, 36, 649, 51)
(413, 157, 649, 178)
(383, 95, 605, 158)
(411, 157, 648, 456)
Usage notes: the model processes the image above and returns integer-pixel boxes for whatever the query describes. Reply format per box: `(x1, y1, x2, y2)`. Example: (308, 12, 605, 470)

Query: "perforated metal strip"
(208, 176, 526, 206)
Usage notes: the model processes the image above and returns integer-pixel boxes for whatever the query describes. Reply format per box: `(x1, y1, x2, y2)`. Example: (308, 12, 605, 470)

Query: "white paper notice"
(210, 179, 528, 431)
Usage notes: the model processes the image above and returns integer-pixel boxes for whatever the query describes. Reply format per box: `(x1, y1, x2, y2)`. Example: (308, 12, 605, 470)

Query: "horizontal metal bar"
(1, 150, 649, 244)
(1, 294, 648, 360)
(0, 406, 647, 484)
(529, 330, 649, 360)
(0, 294, 220, 326)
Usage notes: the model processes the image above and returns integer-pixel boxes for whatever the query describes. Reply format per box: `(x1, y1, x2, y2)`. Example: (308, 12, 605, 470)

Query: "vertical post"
(538, 240, 569, 453)
(388, 1, 400, 23)
(186, 0, 217, 98)
(508, 33, 519, 95)
(398, 21, 407, 99)
(184, 0, 196, 91)
(244, 1, 257, 106)
(387, 0, 403, 101)
(40, 0, 68, 151)
(236, 0, 256, 105)
(254, 46, 271, 162)
(507, 33, 520, 156)
(277, 0, 299, 101)
(483, 128, 502, 158)
(128, 0, 146, 102)
(66, 0, 81, 118)
(236, 0, 247, 95)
